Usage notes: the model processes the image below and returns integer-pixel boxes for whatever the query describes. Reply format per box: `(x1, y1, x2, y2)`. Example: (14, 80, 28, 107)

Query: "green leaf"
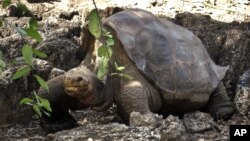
(97, 45, 106, 57)
(110, 73, 133, 80)
(103, 29, 112, 38)
(34, 92, 52, 113)
(120, 73, 133, 80)
(13, 66, 31, 80)
(16, 2, 29, 15)
(34, 75, 49, 91)
(39, 97, 52, 112)
(97, 57, 109, 80)
(22, 44, 33, 66)
(29, 17, 38, 30)
(2, 0, 11, 8)
(33, 104, 42, 117)
(114, 62, 125, 72)
(24, 28, 43, 42)
(33, 92, 41, 104)
(88, 9, 101, 38)
(106, 38, 114, 46)
(15, 27, 27, 36)
(41, 109, 51, 117)
(0, 59, 5, 68)
(32, 48, 47, 58)
(20, 98, 34, 105)
(107, 46, 113, 56)
(110, 72, 118, 76)
(97, 45, 112, 57)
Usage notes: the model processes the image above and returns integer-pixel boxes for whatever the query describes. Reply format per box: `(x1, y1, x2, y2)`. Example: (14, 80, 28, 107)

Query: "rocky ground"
(0, 0, 250, 140)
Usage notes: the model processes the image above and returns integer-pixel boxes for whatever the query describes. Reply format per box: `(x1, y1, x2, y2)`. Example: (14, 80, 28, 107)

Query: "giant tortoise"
(38, 9, 234, 133)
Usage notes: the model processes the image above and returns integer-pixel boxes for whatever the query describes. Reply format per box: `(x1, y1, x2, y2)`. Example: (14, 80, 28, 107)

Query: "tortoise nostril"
(76, 77, 83, 82)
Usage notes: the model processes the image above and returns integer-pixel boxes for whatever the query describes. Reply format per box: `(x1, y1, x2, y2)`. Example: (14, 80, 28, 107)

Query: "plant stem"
(92, 0, 112, 62)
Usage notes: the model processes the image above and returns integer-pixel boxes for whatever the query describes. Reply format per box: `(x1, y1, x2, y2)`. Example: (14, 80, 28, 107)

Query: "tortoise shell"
(103, 9, 228, 96)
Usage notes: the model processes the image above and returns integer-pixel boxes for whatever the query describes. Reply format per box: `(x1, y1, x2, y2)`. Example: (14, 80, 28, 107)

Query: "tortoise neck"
(91, 76, 106, 107)
(92, 74, 117, 111)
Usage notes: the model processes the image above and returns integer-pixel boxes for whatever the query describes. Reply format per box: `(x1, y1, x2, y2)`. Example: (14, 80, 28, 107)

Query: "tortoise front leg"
(207, 82, 234, 120)
(115, 70, 162, 124)
(115, 80, 151, 124)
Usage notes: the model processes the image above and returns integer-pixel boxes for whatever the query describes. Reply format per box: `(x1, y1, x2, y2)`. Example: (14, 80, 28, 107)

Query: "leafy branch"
(20, 92, 52, 117)
(1, 0, 51, 117)
(88, 0, 132, 80)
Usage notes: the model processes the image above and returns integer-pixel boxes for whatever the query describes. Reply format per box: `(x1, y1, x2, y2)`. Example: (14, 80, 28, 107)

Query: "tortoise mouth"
(64, 85, 89, 97)
(64, 85, 97, 106)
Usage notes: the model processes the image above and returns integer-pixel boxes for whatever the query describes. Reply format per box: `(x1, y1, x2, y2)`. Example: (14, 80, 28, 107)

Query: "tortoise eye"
(76, 77, 83, 82)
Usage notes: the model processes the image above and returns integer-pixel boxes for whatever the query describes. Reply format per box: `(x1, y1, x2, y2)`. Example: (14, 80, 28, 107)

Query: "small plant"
(1, 0, 51, 117)
(88, 0, 132, 80)
(20, 92, 52, 117)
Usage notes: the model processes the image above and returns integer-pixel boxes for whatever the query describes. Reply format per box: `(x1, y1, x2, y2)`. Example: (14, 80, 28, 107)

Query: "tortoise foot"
(40, 116, 78, 133)
(211, 106, 234, 121)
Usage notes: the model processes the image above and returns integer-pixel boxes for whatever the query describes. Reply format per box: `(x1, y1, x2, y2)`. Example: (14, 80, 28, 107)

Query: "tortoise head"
(63, 66, 96, 106)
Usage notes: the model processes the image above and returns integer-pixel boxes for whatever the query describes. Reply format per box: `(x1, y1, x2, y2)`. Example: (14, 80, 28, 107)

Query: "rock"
(183, 111, 214, 133)
(0, 34, 28, 59)
(72, 104, 121, 125)
(49, 122, 161, 141)
(37, 32, 81, 70)
(129, 112, 163, 127)
(59, 10, 79, 20)
(235, 87, 250, 117)
(235, 69, 250, 117)
(0, 70, 11, 88)
(0, 77, 8, 88)
(48, 68, 65, 79)
(160, 115, 186, 141)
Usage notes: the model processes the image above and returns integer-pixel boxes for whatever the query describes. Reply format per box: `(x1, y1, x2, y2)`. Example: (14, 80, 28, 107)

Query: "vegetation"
(0, 0, 51, 117)
(88, 0, 132, 80)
